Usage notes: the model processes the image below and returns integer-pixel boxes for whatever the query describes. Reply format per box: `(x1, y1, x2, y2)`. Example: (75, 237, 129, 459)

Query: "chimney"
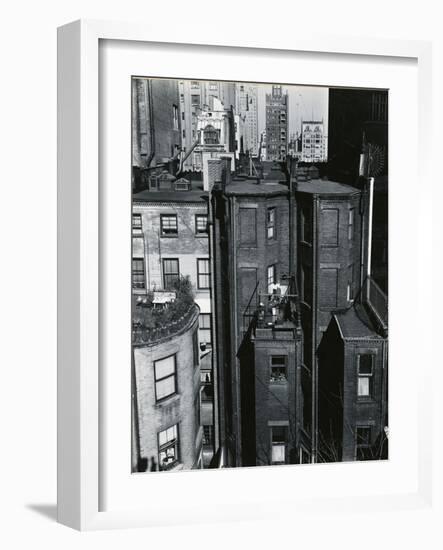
(220, 156, 232, 190)
(206, 158, 223, 192)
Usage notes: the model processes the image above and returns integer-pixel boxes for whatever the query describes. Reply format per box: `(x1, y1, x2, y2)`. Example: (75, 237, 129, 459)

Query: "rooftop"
(132, 277, 198, 346)
(297, 179, 360, 197)
(133, 180, 208, 203)
(223, 178, 289, 197)
(334, 304, 382, 341)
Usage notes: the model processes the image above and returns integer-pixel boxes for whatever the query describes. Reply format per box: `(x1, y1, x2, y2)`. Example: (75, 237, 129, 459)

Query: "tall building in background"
(265, 85, 288, 161)
(301, 120, 327, 162)
(237, 83, 259, 157)
(132, 78, 181, 192)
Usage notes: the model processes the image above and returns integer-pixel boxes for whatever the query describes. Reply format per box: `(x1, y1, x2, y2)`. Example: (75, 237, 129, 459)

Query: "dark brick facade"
(210, 173, 303, 466)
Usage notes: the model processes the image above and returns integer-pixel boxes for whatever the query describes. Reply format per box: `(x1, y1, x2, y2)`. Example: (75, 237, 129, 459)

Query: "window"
(267, 264, 276, 293)
(181, 111, 185, 120)
(348, 208, 355, 241)
(195, 214, 208, 235)
(132, 214, 142, 234)
(270, 356, 287, 383)
(199, 313, 212, 346)
(191, 94, 200, 105)
(182, 129, 186, 138)
(172, 104, 178, 130)
(132, 258, 145, 289)
(203, 125, 219, 145)
(197, 258, 210, 289)
(154, 355, 176, 401)
(162, 258, 179, 289)
(357, 354, 374, 398)
(271, 426, 287, 464)
(158, 424, 179, 470)
(160, 214, 178, 236)
(203, 425, 214, 446)
(267, 207, 276, 239)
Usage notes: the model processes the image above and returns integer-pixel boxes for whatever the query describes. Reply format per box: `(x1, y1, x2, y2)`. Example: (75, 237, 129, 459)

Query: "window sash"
(195, 215, 208, 234)
(132, 258, 145, 288)
(358, 377, 370, 397)
(272, 444, 286, 464)
(267, 264, 276, 292)
(267, 208, 275, 239)
(197, 259, 210, 289)
(358, 354, 374, 375)
(154, 355, 175, 380)
(163, 259, 179, 288)
(158, 424, 179, 470)
(155, 376, 176, 401)
(158, 424, 177, 447)
(160, 215, 178, 235)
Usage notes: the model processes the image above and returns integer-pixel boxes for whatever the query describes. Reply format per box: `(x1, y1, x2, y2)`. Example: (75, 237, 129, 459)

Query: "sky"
(256, 84, 329, 139)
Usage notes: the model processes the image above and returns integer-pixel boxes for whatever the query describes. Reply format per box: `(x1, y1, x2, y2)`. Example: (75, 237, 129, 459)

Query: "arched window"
(203, 124, 219, 145)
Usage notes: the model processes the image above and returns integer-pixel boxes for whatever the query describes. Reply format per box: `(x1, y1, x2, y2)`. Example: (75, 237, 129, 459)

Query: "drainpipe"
(366, 177, 375, 300)
(145, 79, 156, 169)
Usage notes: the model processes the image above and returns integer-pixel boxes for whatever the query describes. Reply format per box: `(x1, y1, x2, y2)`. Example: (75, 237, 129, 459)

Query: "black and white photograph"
(131, 77, 388, 473)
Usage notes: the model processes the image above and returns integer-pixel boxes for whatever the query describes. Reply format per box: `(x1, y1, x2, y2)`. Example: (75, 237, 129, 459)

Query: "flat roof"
(334, 304, 382, 340)
(224, 179, 289, 197)
(133, 184, 208, 203)
(297, 179, 360, 196)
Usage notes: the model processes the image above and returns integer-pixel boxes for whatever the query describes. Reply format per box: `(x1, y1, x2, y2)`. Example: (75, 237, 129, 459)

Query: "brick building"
(132, 77, 181, 192)
(132, 181, 212, 347)
(296, 178, 388, 461)
(210, 160, 308, 466)
(265, 85, 288, 161)
(132, 179, 217, 466)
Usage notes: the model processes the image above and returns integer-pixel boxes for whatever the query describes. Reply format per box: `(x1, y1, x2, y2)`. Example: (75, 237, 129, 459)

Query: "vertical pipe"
(366, 177, 375, 282)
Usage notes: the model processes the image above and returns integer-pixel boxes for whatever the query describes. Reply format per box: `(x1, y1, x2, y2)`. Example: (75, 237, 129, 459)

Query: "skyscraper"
(237, 83, 259, 157)
(265, 85, 288, 161)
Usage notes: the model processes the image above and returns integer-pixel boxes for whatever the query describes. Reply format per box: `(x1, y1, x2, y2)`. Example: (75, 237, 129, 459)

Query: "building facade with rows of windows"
(210, 160, 388, 467)
(132, 185, 212, 350)
(132, 180, 217, 469)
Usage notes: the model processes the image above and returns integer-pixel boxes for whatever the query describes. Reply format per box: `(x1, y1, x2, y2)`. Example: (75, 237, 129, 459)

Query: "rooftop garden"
(132, 276, 197, 344)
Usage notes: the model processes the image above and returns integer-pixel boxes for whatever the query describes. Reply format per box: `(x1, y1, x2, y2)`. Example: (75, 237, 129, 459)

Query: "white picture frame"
(57, 19, 433, 531)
